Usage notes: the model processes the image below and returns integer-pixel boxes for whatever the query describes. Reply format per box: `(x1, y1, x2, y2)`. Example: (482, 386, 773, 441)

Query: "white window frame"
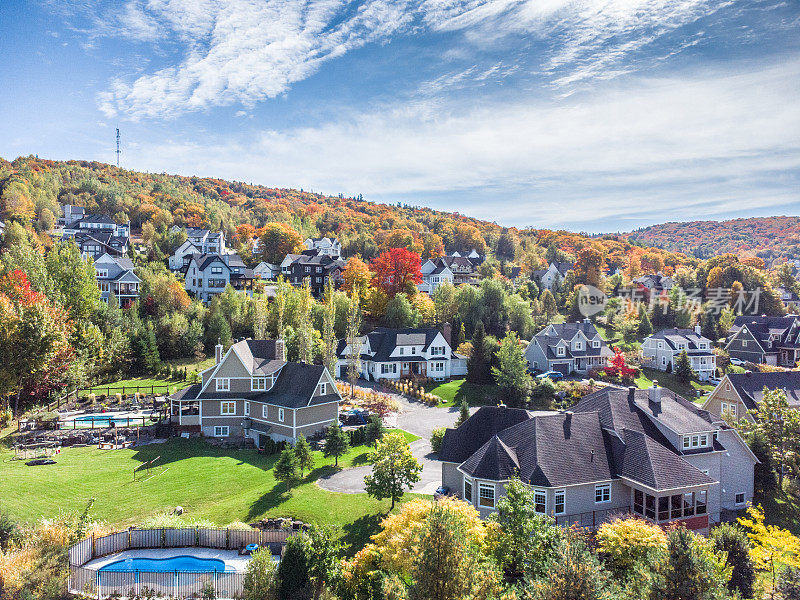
(244, 401, 250, 416)
(554, 489, 566, 515)
(278, 408, 285, 423)
(742, 339, 748, 348)
(251, 377, 267, 391)
(533, 489, 547, 514)
(478, 483, 495, 508)
(319, 382, 328, 395)
(214, 426, 229, 437)
(557, 346, 565, 356)
(96, 269, 108, 277)
(592, 340, 600, 348)
(216, 378, 230, 392)
(220, 401, 236, 415)
(464, 478, 473, 504)
(683, 436, 691, 449)
(595, 483, 611, 504)
(262, 405, 268, 418)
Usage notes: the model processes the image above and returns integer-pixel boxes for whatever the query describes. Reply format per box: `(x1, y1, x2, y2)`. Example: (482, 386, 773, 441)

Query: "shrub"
(430, 427, 446, 453)
(0, 408, 12, 429)
(596, 517, 667, 577)
(710, 522, 755, 599)
(243, 548, 278, 600)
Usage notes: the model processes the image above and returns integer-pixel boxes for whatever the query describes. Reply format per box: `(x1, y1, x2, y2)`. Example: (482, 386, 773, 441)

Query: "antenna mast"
(115, 128, 121, 167)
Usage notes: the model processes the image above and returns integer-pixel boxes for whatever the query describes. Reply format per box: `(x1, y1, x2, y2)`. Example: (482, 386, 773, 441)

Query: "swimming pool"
(99, 555, 233, 572)
(69, 414, 155, 428)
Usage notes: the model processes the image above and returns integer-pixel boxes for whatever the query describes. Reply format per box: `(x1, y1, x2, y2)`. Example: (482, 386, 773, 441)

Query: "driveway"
(318, 392, 468, 496)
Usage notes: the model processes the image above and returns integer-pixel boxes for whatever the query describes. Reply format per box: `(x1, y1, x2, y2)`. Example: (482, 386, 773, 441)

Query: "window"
(699, 434, 708, 446)
(595, 484, 611, 503)
(244, 401, 250, 416)
(575, 342, 582, 350)
(634, 489, 644, 515)
(721, 402, 737, 418)
(554, 489, 565, 515)
(735, 492, 746, 505)
(216, 378, 230, 392)
(220, 401, 236, 415)
(478, 483, 495, 508)
(671, 494, 683, 519)
(399, 347, 404, 355)
(645, 493, 656, 519)
(534, 489, 546, 514)
(683, 492, 695, 517)
(662, 356, 667, 366)
(557, 346, 565, 356)
(464, 478, 473, 504)
(696, 490, 707, 515)
(658, 496, 669, 521)
(319, 382, 328, 395)
(214, 426, 229, 437)
(211, 266, 223, 274)
(262, 405, 268, 418)
(592, 340, 600, 348)
(96, 269, 108, 277)
(683, 436, 691, 449)
(691, 435, 700, 448)
(742, 339, 748, 348)
(381, 363, 397, 374)
(278, 408, 285, 422)
(252, 377, 267, 391)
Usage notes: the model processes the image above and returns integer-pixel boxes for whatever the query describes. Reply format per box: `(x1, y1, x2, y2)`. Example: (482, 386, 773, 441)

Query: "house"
(441, 254, 478, 285)
(641, 326, 716, 381)
(169, 338, 341, 444)
(63, 212, 129, 240)
(439, 384, 757, 532)
(303, 237, 341, 258)
(93, 253, 140, 307)
(777, 287, 800, 310)
(169, 239, 202, 270)
(184, 253, 254, 302)
(60, 204, 84, 227)
(418, 259, 454, 294)
(532, 261, 573, 291)
(254, 262, 280, 280)
(633, 272, 674, 293)
(280, 253, 346, 296)
(70, 231, 130, 259)
(725, 315, 800, 367)
(171, 226, 226, 255)
(702, 371, 800, 422)
(335, 326, 467, 381)
(524, 319, 613, 375)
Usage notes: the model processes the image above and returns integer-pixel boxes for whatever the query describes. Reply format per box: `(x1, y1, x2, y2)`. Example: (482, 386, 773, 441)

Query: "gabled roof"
(726, 371, 800, 411)
(336, 327, 449, 362)
(646, 328, 712, 352)
(189, 253, 230, 271)
(439, 406, 533, 464)
(234, 339, 285, 375)
(551, 261, 573, 275)
(728, 316, 799, 352)
(532, 320, 611, 359)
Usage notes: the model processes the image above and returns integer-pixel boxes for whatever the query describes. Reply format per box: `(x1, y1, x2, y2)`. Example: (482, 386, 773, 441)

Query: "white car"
(730, 357, 745, 366)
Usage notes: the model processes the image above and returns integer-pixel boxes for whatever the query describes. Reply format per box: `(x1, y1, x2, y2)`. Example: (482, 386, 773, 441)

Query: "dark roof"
(646, 328, 712, 352)
(74, 214, 115, 225)
(234, 339, 284, 375)
(552, 261, 573, 275)
(726, 371, 800, 411)
(337, 327, 449, 362)
(729, 316, 799, 351)
(190, 253, 230, 271)
(533, 321, 611, 359)
(459, 412, 615, 486)
(439, 406, 533, 464)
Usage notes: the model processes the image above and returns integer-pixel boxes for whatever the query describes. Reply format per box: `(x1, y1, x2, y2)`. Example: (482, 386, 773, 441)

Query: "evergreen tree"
(455, 399, 470, 428)
(274, 448, 300, 487)
(365, 414, 385, 446)
(277, 533, 313, 600)
(204, 303, 232, 351)
(323, 424, 350, 467)
(293, 434, 314, 478)
(638, 304, 653, 336)
(674, 350, 694, 383)
(710, 522, 755, 599)
(321, 282, 338, 377)
(467, 322, 492, 384)
(701, 310, 720, 342)
(491, 332, 532, 408)
(132, 321, 161, 374)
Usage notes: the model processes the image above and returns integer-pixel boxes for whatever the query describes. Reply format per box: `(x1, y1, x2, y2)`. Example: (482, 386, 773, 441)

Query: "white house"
(254, 262, 280, 280)
(303, 237, 341, 258)
(93, 253, 140, 307)
(418, 259, 454, 294)
(169, 239, 202, 270)
(336, 327, 467, 382)
(641, 326, 716, 381)
(532, 262, 573, 291)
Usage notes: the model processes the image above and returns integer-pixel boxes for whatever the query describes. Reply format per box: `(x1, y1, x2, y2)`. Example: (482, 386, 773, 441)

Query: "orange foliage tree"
(259, 222, 304, 264)
(371, 248, 422, 297)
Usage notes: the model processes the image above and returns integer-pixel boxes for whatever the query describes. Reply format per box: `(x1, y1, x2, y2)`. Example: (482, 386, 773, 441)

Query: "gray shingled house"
(170, 339, 341, 445)
(702, 371, 800, 422)
(439, 384, 757, 533)
(524, 319, 613, 375)
(725, 315, 800, 367)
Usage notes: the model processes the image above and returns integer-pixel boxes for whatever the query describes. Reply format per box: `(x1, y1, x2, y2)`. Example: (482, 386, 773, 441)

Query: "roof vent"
(590, 449, 595, 462)
(628, 386, 637, 402)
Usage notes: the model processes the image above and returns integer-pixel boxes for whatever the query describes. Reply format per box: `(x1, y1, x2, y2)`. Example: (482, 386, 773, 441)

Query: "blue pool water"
(73, 415, 150, 427)
(99, 556, 233, 572)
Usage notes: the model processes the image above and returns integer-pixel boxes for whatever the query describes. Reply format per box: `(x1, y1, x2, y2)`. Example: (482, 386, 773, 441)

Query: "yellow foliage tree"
(739, 505, 800, 595)
(596, 517, 667, 574)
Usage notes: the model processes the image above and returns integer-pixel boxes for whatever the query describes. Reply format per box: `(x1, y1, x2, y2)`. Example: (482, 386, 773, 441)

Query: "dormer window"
(557, 346, 565, 356)
(251, 377, 267, 391)
(592, 340, 600, 348)
(399, 347, 404, 356)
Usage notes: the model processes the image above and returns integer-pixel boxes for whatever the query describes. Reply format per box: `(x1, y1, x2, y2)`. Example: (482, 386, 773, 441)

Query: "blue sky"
(1, 0, 798, 232)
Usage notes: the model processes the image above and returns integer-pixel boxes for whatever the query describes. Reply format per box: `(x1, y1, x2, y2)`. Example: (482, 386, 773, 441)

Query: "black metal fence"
(69, 527, 294, 599)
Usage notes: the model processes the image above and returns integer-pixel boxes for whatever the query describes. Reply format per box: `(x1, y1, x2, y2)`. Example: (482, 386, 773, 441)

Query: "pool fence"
(69, 527, 294, 598)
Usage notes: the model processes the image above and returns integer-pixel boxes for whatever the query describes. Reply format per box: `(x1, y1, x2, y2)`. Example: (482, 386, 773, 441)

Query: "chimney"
(215, 340, 223, 364)
(628, 385, 637, 402)
(649, 381, 661, 405)
(275, 338, 285, 362)
(442, 322, 452, 347)
(694, 324, 702, 336)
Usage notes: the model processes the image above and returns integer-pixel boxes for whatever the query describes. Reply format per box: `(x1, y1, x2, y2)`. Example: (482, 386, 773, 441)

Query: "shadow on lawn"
(245, 482, 292, 523)
(340, 512, 385, 556)
(129, 437, 277, 472)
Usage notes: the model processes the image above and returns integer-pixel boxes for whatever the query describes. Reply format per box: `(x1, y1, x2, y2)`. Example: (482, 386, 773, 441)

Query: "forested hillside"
(0, 155, 691, 275)
(626, 216, 800, 263)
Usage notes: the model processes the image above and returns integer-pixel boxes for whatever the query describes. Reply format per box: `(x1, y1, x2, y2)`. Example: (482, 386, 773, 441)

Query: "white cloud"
(91, 0, 747, 118)
(120, 58, 800, 228)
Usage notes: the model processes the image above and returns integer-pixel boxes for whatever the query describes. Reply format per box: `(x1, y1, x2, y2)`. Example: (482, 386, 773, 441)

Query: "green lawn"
(83, 377, 182, 395)
(0, 436, 419, 552)
(635, 367, 714, 404)
(757, 488, 800, 536)
(424, 378, 499, 407)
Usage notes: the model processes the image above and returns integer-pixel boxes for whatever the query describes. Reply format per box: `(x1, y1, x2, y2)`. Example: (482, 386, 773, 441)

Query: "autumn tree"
(371, 248, 422, 297)
(364, 431, 422, 510)
(740, 505, 800, 598)
(259, 222, 303, 264)
(452, 224, 487, 255)
(341, 256, 371, 299)
(0, 270, 74, 415)
(574, 246, 605, 288)
(321, 282, 338, 377)
(345, 292, 362, 396)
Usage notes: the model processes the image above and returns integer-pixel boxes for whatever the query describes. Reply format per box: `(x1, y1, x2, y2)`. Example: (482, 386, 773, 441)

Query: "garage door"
(552, 363, 570, 375)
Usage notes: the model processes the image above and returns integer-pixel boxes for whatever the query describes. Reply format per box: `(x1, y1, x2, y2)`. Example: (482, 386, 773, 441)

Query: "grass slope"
(635, 367, 714, 404)
(424, 378, 499, 407)
(0, 436, 419, 551)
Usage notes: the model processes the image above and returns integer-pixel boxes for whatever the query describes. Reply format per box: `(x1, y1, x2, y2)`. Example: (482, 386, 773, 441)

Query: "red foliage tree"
(370, 248, 422, 296)
(605, 347, 637, 380)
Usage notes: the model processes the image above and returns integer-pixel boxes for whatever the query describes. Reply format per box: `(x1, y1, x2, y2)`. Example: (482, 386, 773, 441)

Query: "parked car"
(536, 371, 564, 381)
(434, 485, 450, 499)
(730, 358, 745, 366)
